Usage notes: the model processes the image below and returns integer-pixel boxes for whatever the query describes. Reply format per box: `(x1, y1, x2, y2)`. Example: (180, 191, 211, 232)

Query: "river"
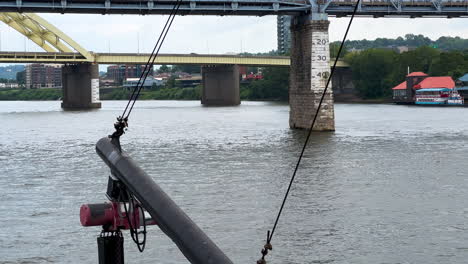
(1, 100, 468, 264)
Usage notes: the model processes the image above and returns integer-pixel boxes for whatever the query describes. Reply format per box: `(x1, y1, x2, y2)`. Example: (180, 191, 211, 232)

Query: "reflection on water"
(1, 101, 468, 263)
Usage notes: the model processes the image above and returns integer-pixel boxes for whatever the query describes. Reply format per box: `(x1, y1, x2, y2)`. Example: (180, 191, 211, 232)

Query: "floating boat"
(392, 72, 464, 105)
(447, 92, 464, 105)
(415, 88, 464, 105)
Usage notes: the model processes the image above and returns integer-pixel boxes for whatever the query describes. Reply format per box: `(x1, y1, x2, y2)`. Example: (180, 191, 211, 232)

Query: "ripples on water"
(1, 101, 468, 264)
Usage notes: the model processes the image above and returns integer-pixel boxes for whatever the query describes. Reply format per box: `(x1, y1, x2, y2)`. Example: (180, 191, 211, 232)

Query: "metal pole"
(96, 137, 233, 264)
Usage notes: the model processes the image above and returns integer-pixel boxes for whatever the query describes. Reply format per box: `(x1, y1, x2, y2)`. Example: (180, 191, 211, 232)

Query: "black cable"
(258, 1, 361, 263)
(120, 0, 182, 120)
(122, 190, 147, 252)
(124, 1, 181, 119)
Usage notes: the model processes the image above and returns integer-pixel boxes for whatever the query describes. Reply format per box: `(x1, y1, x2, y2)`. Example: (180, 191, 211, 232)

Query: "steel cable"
(257, 1, 361, 263)
(119, 0, 182, 122)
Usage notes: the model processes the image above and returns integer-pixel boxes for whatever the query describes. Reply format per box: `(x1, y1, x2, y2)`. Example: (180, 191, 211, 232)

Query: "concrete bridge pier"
(289, 15, 335, 131)
(61, 63, 101, 109)
(201, 65, 240, 106)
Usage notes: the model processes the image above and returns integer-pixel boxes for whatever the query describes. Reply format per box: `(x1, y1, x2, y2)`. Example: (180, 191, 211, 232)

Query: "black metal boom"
(96, 137, 233, 264)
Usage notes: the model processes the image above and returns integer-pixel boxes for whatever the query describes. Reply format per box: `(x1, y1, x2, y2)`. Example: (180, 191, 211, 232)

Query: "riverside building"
(107, 65, 153, 85)
(25, 64, 62, 89)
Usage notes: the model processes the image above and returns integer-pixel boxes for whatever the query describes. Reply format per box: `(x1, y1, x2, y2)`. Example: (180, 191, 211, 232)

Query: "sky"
(0, 14, 467, 56)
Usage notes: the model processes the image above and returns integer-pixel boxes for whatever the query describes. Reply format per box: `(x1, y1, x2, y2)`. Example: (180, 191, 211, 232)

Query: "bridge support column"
(201, 65, 240, 106)
(289, 16, 335, 131)
(61, 63, 101, 109)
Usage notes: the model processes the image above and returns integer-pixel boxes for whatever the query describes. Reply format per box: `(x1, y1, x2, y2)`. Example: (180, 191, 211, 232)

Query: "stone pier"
(289, 16, 334, 131)
(201, 65, 240, 106)
(61, 63, 101, 109)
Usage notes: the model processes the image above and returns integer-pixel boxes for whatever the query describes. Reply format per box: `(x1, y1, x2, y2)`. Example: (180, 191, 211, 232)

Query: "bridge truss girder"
(1, 0, 468, 17)
(0, 12, 94, 61)
(316, 0, 468, 18)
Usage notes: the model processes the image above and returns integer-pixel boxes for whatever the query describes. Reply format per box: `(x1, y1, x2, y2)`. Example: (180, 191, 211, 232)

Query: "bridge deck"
(0, 51, 349, 67)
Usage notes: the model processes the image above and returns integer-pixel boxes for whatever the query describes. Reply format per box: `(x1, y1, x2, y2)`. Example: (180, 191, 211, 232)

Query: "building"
(455, 73, 468, 99)
(0, 82, 19, 89)
(25, 64, 62, 89)
(177, 75, 202, 87)
(107, 65, 153, 85)
(99, 78, 118, 87)
(123, 76, 165, 89)
(277, 15, 292, 54)
(392, 72, 455, 103)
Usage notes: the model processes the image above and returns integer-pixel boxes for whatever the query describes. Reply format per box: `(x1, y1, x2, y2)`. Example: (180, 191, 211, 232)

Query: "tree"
(431, 51, 467, 79)
(165, 76, 177, 89)
(16, 71, 25, 85)
(345, 49, 398, 99)
(395, 46, 440, 77)
(243, 67, 289, 100)
(158, 65, 170, 73)
(175, 65, 201, 74)
(330, 43, 348, 58)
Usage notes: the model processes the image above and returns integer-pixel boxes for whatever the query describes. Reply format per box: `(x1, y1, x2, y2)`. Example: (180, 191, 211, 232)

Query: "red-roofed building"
(413, 77, 455, 89)
(406, 72, 428, 77)
(392, 72, 455, 104)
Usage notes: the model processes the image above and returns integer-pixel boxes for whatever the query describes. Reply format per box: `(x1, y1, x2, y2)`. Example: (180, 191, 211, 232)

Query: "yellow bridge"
(0, 51, 348, 67)
(0, 12, 347, 67)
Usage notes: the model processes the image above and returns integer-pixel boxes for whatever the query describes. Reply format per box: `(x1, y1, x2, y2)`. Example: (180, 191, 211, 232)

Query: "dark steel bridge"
(0, 0, 467, 17)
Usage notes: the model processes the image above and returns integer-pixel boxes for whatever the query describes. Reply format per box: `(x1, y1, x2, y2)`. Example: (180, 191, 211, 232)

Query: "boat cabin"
(415, 88, 464, 105)
(415, 88, 450, 104)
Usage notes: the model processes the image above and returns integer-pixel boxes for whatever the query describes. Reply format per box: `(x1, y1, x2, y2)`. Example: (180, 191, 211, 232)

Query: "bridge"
(1, 1, 467, 131)
(1, 0, 467, 17)
(0, 51, 347, 67)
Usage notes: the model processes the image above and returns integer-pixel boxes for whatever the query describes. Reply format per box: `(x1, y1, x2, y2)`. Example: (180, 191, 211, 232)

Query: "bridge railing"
(0, 52, 89, 63)
(322, 0, 468, 6)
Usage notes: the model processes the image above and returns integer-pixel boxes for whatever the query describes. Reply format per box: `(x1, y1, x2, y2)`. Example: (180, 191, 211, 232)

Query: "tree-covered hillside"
(333, 34, 468, 52)
(344, 47, 468, 99)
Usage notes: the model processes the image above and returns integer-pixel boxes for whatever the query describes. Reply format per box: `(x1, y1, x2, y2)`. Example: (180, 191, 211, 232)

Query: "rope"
(111, 0, 182, 138)
(257, 1, 361, 263)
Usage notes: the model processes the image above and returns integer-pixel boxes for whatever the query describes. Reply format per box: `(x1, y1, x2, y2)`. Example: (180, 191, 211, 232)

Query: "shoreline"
(0, 88, 392, 104)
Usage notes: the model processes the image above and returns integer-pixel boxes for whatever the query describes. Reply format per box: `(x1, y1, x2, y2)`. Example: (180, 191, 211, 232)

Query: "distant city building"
(177, 75, 202, 87)
(277, 15, 292, 54)
(348, 48, 363, 53)
(107, 65, 153, 85)
(455, 73, 468, 98)
(396, 46, 409, 53)
(25, 64, 62, 89)
(155, 73, 172, 80)
(123, 76, 164, 89)
(99, 78, 118, 87)
(0, 82, 19, 89)
(456, 73, 468, 87)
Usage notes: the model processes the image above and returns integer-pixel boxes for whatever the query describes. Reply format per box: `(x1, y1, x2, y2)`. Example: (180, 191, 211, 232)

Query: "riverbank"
(0, 87, 392, 103)
(334, 94, 392, 104)
(0, 87, 202, 101)
(0, 88, 61, 100)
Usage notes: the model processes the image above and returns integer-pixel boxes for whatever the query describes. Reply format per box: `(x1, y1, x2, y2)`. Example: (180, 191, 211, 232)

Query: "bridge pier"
(201, 65, 240, 106)
(289, 16, 334, 131)
(61, 63, 101, 110)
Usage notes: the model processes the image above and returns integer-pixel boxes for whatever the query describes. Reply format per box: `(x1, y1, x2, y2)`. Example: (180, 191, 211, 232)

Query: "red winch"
(80, 175, 158, 264)
(80, 202, 156, 231)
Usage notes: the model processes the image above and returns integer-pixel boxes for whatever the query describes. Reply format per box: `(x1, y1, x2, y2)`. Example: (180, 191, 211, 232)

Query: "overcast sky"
(0, 14, 467, 55)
